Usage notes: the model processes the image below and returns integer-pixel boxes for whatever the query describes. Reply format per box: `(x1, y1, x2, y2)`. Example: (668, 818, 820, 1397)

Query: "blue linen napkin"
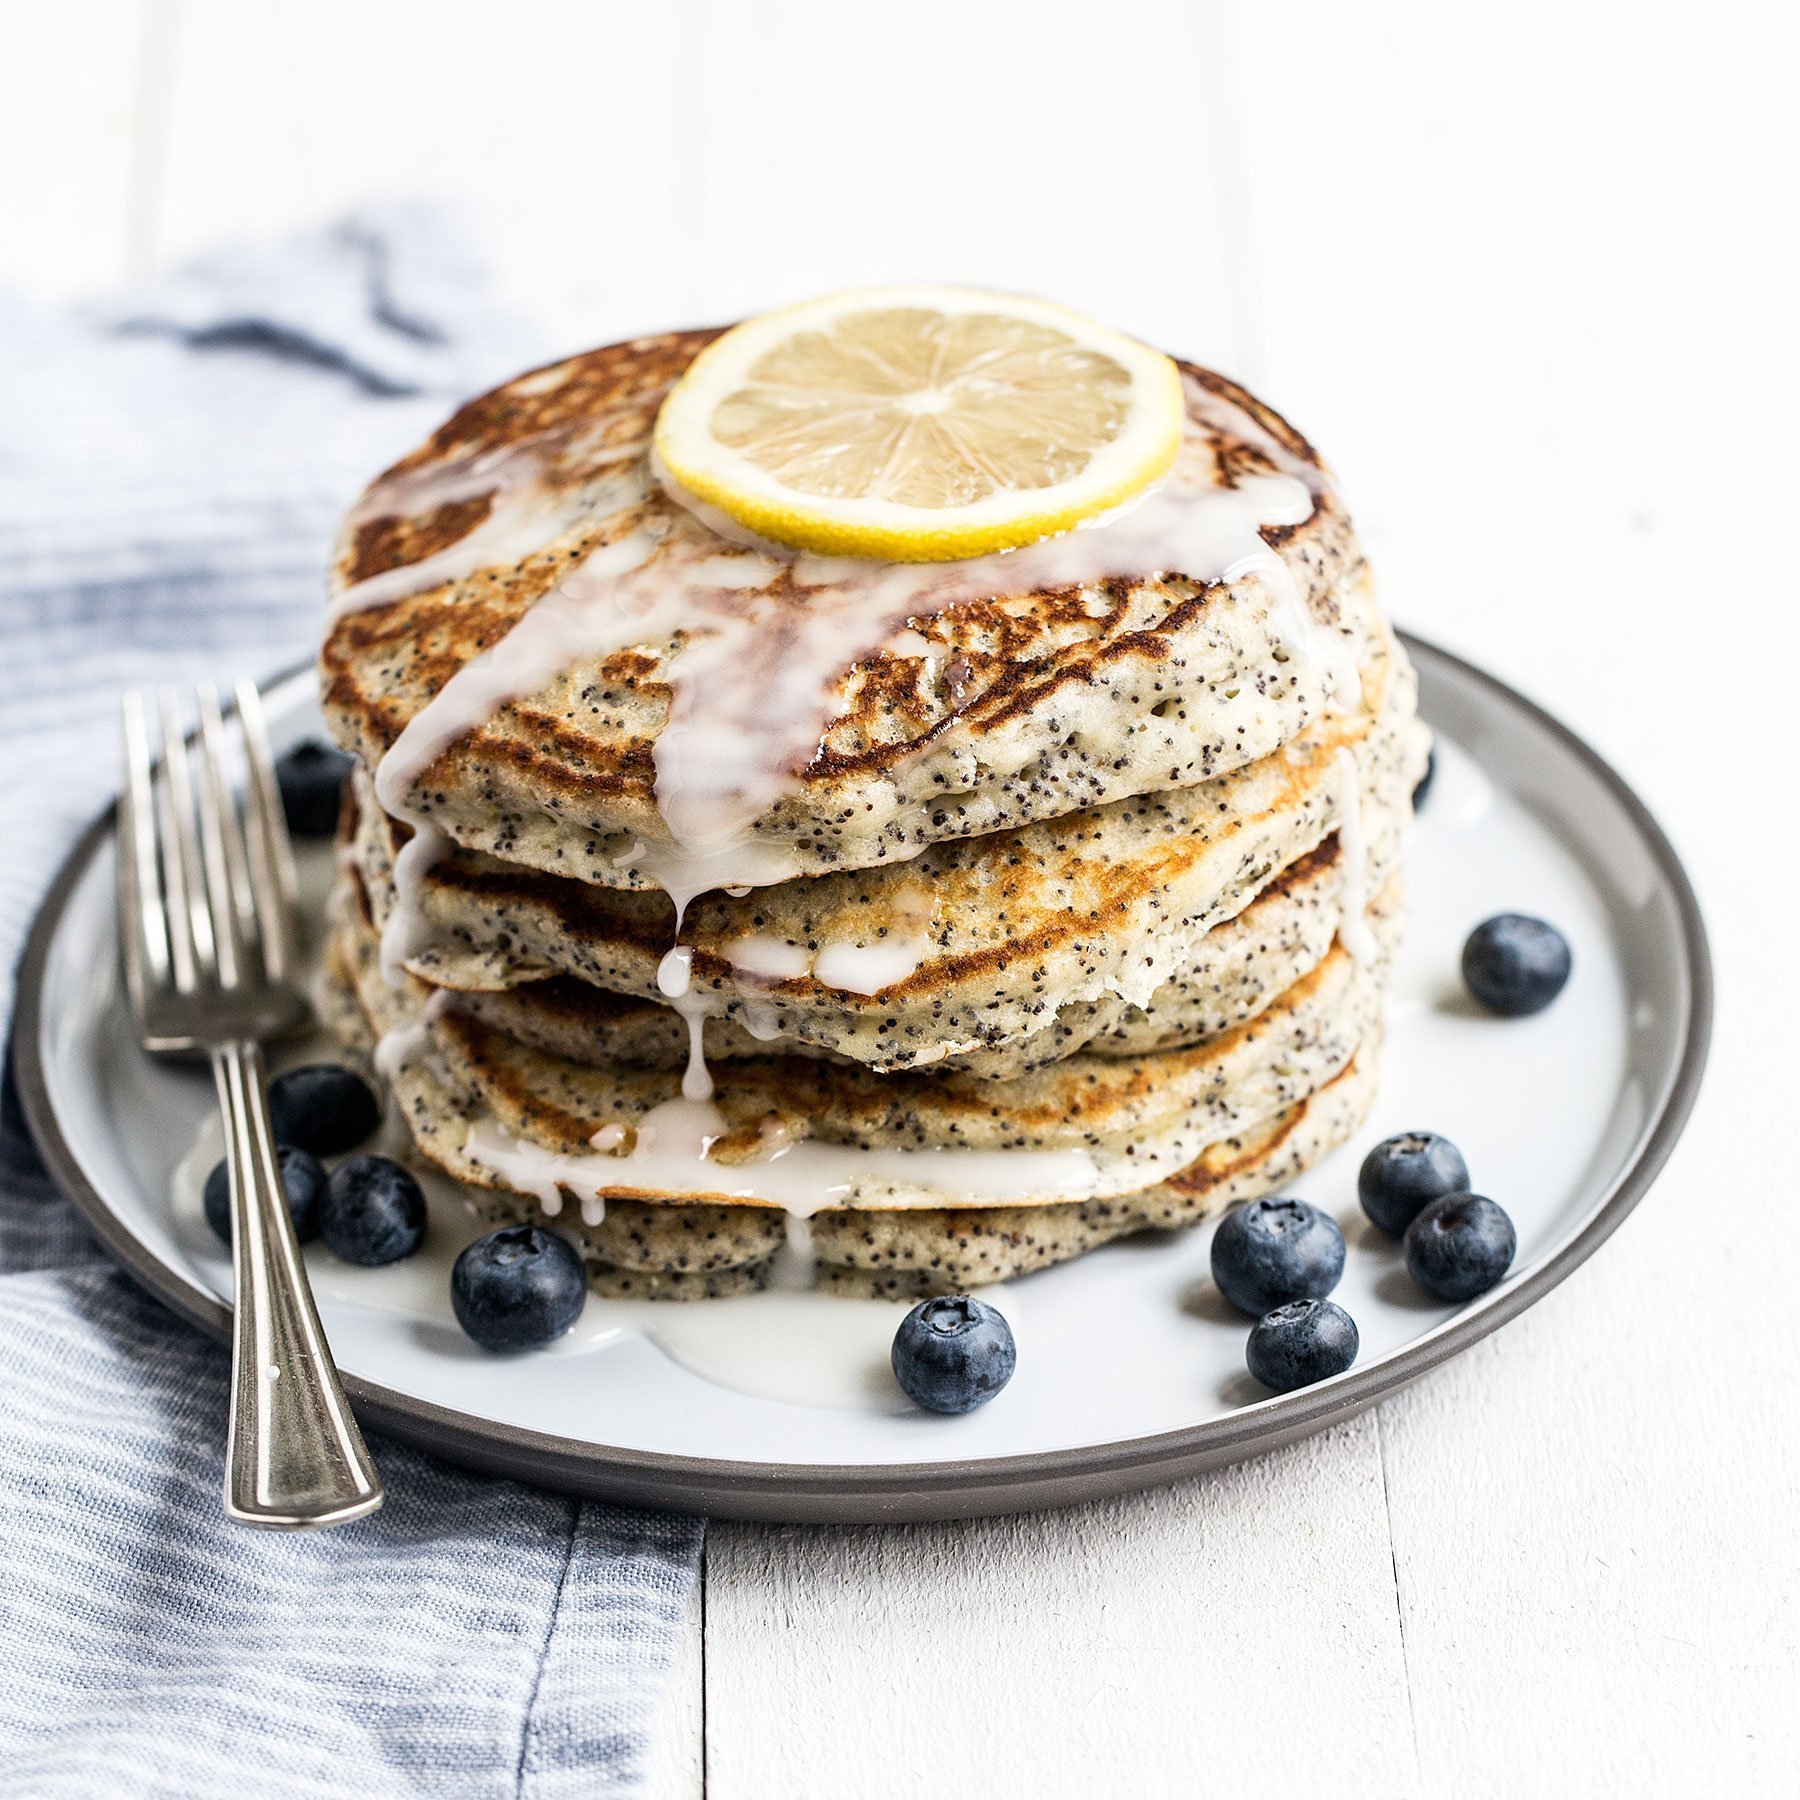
(0, 206, 702, 1799)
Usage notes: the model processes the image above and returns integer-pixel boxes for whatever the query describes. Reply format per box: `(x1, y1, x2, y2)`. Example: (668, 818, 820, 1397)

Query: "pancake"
(447, 831, 1362, 1078)
(320, 330, 1378, 898)
(332, 872, 1395, 1208)
(811, 1050, 1380, 1297)
(324, 917, 1380, 1297)
(349, 631, 1423, 1074)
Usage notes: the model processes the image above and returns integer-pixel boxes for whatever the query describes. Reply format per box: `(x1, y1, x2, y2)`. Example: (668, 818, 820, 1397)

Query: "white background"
(5, 2, 1798, 1793)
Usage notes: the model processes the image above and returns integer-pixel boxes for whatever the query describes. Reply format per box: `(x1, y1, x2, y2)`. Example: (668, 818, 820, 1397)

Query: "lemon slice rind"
(653, 285, 1183, 562)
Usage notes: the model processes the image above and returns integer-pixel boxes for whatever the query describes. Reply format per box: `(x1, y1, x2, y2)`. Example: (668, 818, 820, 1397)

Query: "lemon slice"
(653, 285, 1183, 562)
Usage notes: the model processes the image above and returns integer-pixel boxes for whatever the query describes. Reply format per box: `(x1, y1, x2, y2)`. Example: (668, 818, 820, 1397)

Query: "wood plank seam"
(1375, 1406, 1424, 1795)
(699, 1531, 711, 1799)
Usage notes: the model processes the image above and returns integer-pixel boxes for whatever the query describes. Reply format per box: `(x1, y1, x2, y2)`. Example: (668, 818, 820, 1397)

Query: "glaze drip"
(459, 1097, 1103, 1219)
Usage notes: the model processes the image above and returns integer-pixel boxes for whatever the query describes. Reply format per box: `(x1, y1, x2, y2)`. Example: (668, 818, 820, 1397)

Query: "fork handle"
(214, 1040, 384, 1528)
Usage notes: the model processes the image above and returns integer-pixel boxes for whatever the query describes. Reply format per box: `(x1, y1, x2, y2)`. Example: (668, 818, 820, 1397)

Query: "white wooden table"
(6, 2, 1796, 1791)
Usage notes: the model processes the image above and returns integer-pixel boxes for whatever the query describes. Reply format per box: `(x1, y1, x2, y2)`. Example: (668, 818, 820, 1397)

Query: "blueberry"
(1210, 1196, 1345, 1318)
(451, 1225, 586, 1351)
(266, 1063, 380, 1156)
(1412, 740, 1436, 810)
(203, 1145, 325, 1246)
(1358, 1131, 1470, 1237)
(891, 1295, 1016, 1414)
(1247, 1299, 1360, 1392)
(321, 1154, 427, 1266)
(1461, 913, 1571, 1017)
(1404, 1193, 1517, 1302)
(275, 738, 355, 839)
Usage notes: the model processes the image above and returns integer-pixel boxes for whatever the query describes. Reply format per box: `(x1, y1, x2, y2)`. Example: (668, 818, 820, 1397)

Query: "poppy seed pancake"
(320, 331, 1373, 890)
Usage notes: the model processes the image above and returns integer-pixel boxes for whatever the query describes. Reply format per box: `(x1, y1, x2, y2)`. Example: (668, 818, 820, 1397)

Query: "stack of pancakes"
(318, 330, 1427, 1299)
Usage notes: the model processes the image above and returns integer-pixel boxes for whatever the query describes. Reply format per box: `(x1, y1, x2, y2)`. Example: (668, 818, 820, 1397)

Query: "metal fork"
(120, 680, 383, 1529)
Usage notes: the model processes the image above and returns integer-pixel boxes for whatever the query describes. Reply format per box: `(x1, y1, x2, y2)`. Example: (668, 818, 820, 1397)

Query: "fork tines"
(118, 681, 300, 1040)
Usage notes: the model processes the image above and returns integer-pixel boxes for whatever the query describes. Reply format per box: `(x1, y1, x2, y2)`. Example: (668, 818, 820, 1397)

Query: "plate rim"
(13, 633, 1714, 1522)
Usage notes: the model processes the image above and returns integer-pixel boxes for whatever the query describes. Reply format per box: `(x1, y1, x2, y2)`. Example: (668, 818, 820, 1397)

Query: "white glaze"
(329, 413, 652, 620)
(458, 1093, 1102, 1219)
(625, 1286, 921, 1412)
(723, 935, 813, 981)
(655, 944, 716, 1101)
(740, 999, 786, 1041)
(724, 931, 930, 996)
(377, 817, 452, 987)
(810, 936, 931, 996)
(775, 1214, 817, 1291)
(655, 944, 694, 998)
(457, 1122, 582, 1220)
(372, 987, 452, 1083)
